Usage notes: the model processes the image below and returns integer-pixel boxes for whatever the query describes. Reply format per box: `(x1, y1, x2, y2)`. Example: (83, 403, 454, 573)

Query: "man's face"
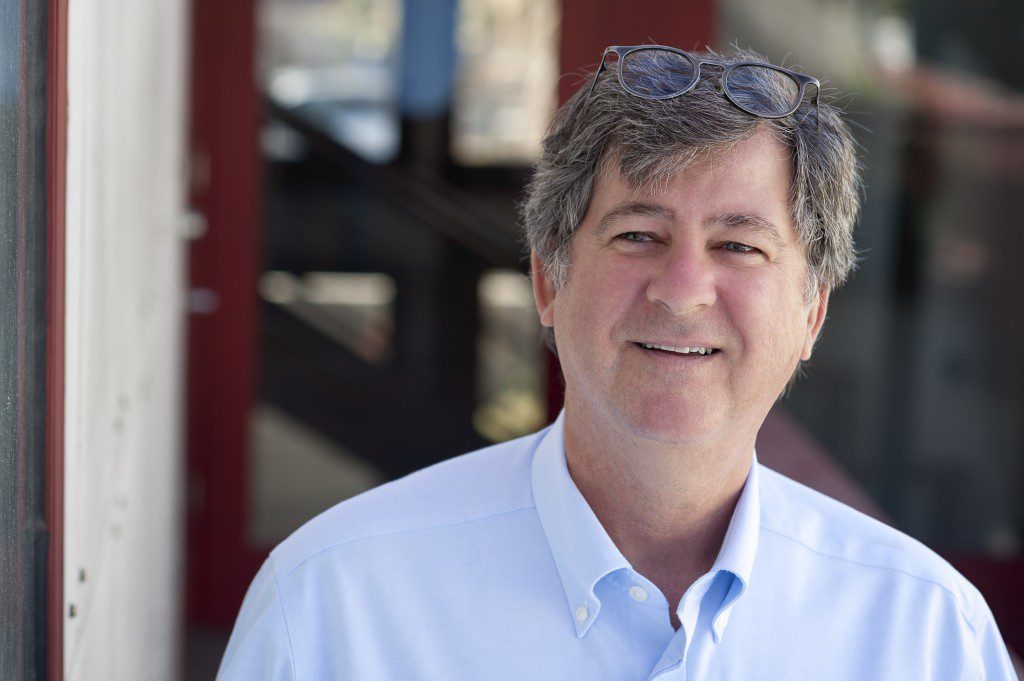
(532, 128, 829, 447)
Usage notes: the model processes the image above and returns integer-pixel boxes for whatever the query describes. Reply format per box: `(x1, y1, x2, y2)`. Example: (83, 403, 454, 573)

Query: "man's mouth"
(635, 342, 720, 356)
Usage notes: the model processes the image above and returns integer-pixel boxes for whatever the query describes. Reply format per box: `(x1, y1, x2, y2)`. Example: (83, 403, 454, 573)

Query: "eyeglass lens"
(619, 49, 803, 117)
(619, 49, 696, 98)
(726, 65, 802, 117)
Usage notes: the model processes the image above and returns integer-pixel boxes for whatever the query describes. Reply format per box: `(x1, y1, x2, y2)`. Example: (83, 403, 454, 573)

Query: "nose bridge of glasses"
(695, 59, 727, 75)
(684, 59, 724, 92)
(694, 58, 726, 70)
(693, 60, 728, 91)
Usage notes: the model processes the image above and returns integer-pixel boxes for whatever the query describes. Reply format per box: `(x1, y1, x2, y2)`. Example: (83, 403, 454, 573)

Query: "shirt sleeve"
(216, 558, 297, 681)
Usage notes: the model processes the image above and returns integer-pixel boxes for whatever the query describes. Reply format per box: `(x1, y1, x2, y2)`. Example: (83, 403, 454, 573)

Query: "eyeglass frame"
(586, 45, 821, 125)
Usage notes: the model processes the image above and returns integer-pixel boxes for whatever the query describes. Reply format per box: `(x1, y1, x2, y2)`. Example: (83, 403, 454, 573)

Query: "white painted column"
(63, 0, 189, 678)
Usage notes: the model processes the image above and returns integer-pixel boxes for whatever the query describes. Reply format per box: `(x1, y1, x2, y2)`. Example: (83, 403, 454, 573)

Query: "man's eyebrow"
(707, 212, 788, 250)
(594, 201, 675, 236)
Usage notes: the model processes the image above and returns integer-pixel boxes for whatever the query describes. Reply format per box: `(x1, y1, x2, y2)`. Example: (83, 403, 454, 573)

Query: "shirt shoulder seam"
(268, 555, 299, 680)
(280, 503, 538, 578)
(759, 525, 979, 635)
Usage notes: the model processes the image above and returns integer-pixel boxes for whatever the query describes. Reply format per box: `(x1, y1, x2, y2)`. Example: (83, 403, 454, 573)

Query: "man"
(218, 46, 1017, 679)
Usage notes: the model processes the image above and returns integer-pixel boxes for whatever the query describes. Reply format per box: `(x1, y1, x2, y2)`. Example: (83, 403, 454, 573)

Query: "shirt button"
(628, 586, 648, 602)
(575, 605, 589, 622)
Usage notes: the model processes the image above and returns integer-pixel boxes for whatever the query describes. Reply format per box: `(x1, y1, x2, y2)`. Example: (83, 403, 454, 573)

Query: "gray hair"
(521, 47, 862, 350)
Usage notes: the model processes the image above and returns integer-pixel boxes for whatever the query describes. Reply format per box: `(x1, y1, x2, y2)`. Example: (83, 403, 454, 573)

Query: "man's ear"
(530, 250, 557, 328)
(801, 285, 830, 361)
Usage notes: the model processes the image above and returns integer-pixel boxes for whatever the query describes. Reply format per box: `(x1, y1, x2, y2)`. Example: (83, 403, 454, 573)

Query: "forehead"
(589, 128, 796, 234)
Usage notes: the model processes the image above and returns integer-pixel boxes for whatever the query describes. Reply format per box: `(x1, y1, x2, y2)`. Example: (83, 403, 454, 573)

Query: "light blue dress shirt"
(218, 412, 1017, 680)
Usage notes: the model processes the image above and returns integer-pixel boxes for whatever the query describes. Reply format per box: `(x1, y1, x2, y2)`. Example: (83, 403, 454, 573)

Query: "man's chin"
(614, 401, 724, 447)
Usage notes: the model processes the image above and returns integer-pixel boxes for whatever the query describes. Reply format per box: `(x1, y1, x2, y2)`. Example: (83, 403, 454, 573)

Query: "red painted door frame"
(186, 0, 266, 625)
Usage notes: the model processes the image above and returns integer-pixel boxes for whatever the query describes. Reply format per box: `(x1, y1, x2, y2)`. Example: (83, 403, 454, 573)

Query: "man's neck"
(562, 402, 754, 623)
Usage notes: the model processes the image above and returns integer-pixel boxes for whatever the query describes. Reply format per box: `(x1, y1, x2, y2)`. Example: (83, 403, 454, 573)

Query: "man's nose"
(645, 241, 717, 315)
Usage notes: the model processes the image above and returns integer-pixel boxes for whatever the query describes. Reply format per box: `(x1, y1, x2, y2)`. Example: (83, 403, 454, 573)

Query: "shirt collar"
(707, 452, 760, 642)
(531, 410, 762, 641)
(531, 411, 630, 637)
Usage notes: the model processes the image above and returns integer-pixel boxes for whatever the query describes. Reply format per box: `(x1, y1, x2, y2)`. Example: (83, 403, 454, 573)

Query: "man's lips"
(632, 342, 721, 356)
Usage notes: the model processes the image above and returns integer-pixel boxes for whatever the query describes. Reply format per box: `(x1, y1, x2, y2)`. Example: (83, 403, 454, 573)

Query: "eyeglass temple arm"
(586, 48, 616, 98)
(808, 80, 821, 131)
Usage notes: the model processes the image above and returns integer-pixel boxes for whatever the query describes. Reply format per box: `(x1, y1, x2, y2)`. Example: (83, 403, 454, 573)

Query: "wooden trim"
(45, 0, 68, 673)
(186, 0, 265, 625)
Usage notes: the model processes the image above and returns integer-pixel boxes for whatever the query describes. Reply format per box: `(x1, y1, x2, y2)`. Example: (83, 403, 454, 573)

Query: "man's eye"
(723, 241, 758, 254)
(617, 232, 655, 242)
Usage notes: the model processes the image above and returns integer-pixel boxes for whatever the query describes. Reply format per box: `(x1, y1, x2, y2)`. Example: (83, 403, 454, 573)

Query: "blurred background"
(2, 0, 1023, 678)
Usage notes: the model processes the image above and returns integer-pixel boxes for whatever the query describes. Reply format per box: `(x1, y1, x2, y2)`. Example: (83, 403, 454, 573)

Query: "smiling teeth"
(640, 343, 715, 355)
